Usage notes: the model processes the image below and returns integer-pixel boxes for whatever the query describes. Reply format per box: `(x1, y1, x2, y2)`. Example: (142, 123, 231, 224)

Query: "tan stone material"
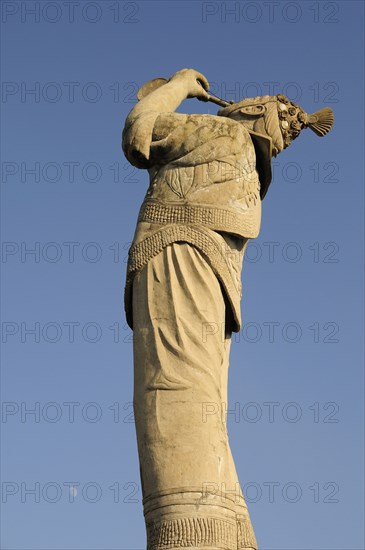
(121, 68, 334, 549)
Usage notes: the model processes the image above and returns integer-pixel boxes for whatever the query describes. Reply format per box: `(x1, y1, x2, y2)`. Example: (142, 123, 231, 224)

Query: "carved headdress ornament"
(218, 94, 334, 155)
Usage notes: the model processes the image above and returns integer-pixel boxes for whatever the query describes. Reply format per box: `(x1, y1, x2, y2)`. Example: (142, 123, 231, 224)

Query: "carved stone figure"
(122, 68, 334, 550)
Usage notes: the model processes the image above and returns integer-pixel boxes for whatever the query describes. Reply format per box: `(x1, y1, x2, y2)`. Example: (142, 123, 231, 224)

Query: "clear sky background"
(1, 1, 364, 549)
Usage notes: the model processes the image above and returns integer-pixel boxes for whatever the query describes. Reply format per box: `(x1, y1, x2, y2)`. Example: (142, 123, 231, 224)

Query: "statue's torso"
(124, 113, 262, 331)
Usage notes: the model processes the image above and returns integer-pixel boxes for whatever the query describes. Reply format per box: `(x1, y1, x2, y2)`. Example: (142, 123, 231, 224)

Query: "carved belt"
(138, 201, 260, 238)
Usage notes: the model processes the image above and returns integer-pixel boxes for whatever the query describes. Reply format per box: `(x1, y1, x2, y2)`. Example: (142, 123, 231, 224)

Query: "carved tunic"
(123, 111, 262, 332)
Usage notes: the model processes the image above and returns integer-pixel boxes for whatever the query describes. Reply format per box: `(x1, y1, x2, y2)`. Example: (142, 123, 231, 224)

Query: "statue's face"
(226, 109, 258, 130)
(226, 108, 267, 134)
(219, 94, 309, 155)
(219, 95, 334, 155)
(220, 97, 285, 155)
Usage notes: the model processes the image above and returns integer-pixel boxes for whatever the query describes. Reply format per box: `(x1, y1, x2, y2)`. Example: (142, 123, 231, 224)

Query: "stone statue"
(121, 68, 334, 550)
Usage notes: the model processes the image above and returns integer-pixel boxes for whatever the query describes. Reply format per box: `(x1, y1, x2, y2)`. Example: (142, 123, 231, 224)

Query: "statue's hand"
(169, 68, 209, 101)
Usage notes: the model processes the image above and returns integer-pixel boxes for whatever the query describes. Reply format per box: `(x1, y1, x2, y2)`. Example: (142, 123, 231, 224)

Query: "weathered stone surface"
(121, 68, 334, 550)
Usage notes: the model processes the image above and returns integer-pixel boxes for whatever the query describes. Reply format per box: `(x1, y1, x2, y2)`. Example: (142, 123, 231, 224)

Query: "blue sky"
(1, 1, 364, 549)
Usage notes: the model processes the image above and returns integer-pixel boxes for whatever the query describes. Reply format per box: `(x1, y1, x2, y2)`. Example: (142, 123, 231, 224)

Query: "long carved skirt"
(132, 241, 257, 550)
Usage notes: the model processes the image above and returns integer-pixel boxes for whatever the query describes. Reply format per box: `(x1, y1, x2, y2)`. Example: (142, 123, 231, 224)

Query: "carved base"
(143, 489, 258, 550)
(147, 516, 236, 549)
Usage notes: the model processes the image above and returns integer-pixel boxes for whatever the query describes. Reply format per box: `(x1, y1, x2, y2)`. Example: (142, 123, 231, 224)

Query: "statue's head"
(218, 94, 334, 157)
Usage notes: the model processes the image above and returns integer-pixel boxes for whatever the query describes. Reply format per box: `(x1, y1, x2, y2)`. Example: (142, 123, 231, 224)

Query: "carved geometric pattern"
(147, 516, 236, 549)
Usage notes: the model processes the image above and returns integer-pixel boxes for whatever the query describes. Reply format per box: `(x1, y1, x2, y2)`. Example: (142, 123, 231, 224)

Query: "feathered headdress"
(218, 94, 334, 155)
(276, 94, 334, 145)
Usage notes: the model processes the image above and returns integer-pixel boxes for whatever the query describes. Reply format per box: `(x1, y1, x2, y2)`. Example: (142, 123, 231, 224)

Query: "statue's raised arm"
(122, 68, 209, 168)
